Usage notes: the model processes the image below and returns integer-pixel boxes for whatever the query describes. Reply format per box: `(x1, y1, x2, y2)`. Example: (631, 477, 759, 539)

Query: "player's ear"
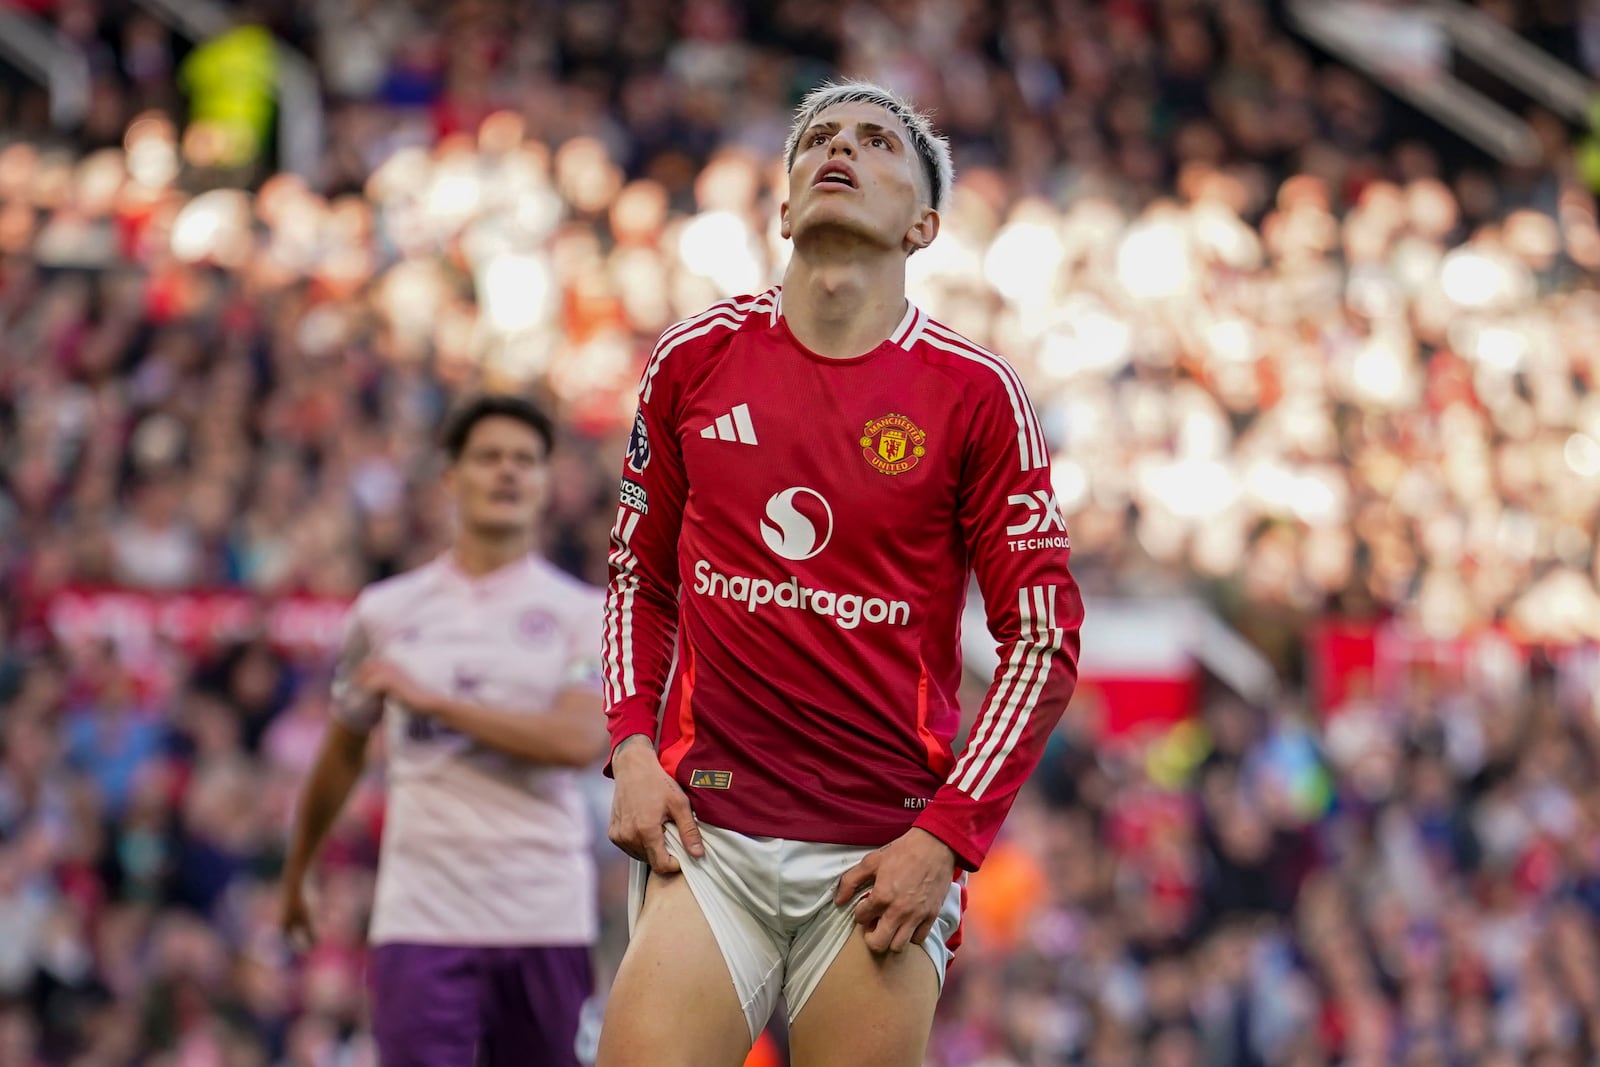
(904, 207, 939, 255)
(779, 199, 793, 241)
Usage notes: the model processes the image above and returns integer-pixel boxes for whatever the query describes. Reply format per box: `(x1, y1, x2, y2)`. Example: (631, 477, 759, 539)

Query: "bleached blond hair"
(783, 80, 955, 213)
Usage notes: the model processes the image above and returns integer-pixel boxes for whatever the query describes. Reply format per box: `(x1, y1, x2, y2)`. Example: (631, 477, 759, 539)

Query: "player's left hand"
(834, 827, 956, 955)
(355, 659, 439, 716)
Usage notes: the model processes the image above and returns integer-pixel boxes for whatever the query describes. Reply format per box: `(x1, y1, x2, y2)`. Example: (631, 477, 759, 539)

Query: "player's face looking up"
(445, 415, 549, 539)
(782, 101, 939, 256)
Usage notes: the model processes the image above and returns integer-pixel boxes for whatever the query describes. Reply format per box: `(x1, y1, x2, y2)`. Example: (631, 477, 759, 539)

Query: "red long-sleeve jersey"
(602, 287, 1084, 870)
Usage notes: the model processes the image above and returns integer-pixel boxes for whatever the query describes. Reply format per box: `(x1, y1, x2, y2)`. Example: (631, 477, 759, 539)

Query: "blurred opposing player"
(597, 82, 1084, 1067)
(280, 395, 608, 1067)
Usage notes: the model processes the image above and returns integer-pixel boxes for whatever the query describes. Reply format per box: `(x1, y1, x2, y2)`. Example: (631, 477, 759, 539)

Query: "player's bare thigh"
(787, 926, 941, 1067)
(594, 871, 751, 1067)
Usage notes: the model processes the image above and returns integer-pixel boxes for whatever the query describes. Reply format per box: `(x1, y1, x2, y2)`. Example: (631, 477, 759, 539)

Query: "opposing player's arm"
(431, 694, 605, 764)
(417, 689, 607, 766)
(413, 602, 608, 766)
(601, 341, 692, 770)
(356, 656, 608, 767)
(283, 717, 369, 891)
(282, 602, 378, 944)
(913, 375, 1084, 870)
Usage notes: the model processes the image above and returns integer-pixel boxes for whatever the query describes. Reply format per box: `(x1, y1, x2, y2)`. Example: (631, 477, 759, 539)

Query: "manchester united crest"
(860, 413, 927, 475)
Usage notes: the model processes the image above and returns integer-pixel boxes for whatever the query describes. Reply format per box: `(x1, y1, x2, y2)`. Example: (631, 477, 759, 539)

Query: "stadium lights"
(1036, 295, 1131, 379)
(1142, 459, 1239, 519)
(1115, 219, 1193, 300)
(123, 112, 178, 188)
(1349, 338, 1417, 409)
(1439, 247, 1521, 308)
(425, 163, 483, 234)
(1050, 459, 1090, 513)
(1469, 323, 1529, 372)
(1564, 433, 1600, 478)
(170, 189, 250, 266)
(678, 211, 762, 296)
(983, 221, 1063, 304)
(478, 254, 553, 335)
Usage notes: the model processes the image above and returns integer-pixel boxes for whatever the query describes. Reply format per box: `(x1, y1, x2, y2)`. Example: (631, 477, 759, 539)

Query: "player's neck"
(780, 253, 907, 360)
(451, 533, 533, 578)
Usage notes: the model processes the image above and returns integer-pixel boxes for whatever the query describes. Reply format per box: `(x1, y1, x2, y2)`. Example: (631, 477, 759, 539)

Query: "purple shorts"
(368, 943, 595, 1067)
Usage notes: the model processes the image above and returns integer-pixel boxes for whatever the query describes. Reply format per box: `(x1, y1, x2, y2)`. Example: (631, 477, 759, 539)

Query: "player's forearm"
(425, 691, 608, 767)
(285, 722, 368, 885)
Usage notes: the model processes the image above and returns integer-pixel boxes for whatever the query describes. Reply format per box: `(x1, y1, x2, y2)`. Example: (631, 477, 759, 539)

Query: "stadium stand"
(4, 0, 1600, 1064)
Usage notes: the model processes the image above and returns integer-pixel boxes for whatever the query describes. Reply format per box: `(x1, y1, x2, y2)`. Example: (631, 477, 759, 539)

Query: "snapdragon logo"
(760, 487, 832, 561)
(692, 560, 911, 630)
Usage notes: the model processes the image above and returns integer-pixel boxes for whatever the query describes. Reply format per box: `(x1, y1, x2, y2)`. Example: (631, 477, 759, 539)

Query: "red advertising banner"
(45, 587, 352, 661)
(1312, 616, 1551, 715)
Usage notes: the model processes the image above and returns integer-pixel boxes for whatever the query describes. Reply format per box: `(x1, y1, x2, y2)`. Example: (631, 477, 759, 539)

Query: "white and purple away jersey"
(332, 554, 604, 947)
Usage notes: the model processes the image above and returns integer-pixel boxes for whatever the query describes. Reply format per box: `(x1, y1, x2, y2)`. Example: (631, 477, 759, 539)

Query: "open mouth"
(814, 163, 857, 189)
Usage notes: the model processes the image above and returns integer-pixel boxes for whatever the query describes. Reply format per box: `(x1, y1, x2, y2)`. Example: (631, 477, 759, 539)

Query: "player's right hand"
(278, 881, 316, 953)
(608, 737, 704, 875)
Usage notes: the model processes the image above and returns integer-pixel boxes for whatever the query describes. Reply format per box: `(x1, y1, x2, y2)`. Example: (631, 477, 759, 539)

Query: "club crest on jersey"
(626, 409, 651, 473)
(516, 609, 558, 642)
(860, 413, 927, 476)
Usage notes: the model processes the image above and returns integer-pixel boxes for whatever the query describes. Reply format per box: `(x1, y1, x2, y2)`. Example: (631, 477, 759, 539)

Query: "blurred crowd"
(941, 656, 1600, 1067)
(3, 0, 1600, 1064)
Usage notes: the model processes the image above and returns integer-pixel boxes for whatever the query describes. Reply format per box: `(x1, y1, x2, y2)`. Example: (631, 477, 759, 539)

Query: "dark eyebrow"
(858, 122, 903, 146)
(801, 120, 904, 146)
(801, 121, 841, 141)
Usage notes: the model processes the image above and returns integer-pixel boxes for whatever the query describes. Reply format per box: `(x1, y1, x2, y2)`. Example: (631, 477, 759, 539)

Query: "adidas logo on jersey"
(699, 403, 758, 445)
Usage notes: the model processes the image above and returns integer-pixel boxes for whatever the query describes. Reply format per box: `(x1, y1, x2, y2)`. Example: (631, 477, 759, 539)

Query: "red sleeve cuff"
(912, 800, 991, 872)
(603, 697, 657, 778)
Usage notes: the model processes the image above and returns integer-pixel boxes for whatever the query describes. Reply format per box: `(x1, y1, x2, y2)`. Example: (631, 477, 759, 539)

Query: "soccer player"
(596, 82, 1084, 1067)
(279, 395, 608, 1067)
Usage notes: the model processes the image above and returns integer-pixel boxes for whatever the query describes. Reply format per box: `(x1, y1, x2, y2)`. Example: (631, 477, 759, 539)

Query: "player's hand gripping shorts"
(626, 821, 966, 1041)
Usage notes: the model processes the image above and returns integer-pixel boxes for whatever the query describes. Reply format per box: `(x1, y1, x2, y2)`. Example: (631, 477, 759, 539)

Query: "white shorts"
(626, 821, 965, 1043)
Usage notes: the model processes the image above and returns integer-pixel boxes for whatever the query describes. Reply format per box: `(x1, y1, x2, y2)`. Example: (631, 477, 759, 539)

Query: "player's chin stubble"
(792, 205, 900, 252)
